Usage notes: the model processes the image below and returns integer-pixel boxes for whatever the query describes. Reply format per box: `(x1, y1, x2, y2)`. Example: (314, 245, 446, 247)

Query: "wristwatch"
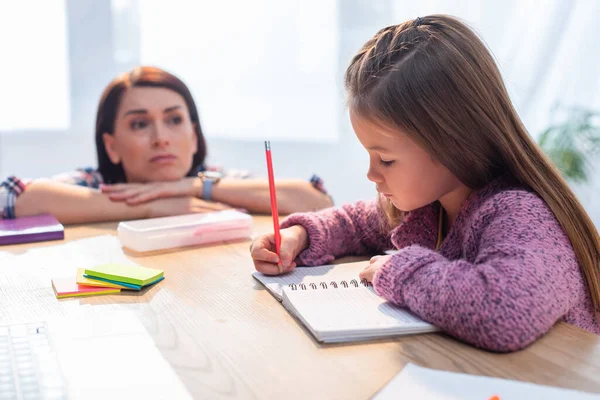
(197, 171, 223, 201)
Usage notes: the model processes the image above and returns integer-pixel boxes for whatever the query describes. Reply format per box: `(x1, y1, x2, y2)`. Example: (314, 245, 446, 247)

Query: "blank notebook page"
(282, 286, 438, 342)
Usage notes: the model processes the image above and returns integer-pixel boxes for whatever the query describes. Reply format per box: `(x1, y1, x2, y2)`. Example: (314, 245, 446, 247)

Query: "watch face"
(201, 171, 223, 180)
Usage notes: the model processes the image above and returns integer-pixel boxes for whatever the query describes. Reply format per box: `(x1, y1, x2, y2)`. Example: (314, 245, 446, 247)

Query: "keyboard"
(0, 322, 67, 400)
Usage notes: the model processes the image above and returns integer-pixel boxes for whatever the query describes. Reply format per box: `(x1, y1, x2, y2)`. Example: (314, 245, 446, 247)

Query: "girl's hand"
(359, 255, 392, 283)
(101, 178, 197, 205)
(250, 225, 309, 275)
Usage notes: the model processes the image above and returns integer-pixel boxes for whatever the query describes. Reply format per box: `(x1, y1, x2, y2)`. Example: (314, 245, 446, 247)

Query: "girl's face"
(102, 87, 198, 183)
(350, 109, 463, 212)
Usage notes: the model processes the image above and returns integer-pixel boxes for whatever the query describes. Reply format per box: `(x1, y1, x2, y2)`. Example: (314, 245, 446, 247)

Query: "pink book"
(51, 276, 121, 299)
(0, 214, 64, 246)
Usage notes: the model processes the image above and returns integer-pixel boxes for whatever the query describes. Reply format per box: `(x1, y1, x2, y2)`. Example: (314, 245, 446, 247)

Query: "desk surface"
(2, 216, 600, 399)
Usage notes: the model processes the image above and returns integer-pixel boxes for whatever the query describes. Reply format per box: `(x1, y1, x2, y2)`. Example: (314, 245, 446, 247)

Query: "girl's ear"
(102, 133, 121, 164)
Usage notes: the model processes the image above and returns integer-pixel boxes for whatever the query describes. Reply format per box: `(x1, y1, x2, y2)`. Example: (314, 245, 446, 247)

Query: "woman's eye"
(167, 115, 183, 125)
(130, 120, 148, 130)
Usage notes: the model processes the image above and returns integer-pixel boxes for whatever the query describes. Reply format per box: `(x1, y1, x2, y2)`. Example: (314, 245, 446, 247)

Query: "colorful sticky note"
(52, 277, 121, 299)
(84, 263, 164, 287)
(82, 274, 165, 290)
(76, 268, 130, 289)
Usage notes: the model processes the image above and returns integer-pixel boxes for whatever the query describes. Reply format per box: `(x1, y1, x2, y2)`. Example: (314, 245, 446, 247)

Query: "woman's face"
(102, 86, 198, 183)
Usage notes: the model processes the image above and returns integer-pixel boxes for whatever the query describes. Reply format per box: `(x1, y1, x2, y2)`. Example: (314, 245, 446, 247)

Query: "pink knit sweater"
(281, 176, 599, 352)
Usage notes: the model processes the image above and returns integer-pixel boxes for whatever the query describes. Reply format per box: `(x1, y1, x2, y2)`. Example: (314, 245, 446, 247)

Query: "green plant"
(539, 108, 600, 183)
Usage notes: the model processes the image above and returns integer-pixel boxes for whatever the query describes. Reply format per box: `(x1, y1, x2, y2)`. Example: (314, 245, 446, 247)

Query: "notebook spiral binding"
(289, 279, 372, 291)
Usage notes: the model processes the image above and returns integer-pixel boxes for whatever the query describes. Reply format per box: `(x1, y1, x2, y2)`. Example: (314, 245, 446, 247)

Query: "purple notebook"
(0, 214, 64, 246)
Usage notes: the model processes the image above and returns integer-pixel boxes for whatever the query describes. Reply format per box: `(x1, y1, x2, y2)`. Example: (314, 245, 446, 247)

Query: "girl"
(0, 67, 332, 223)
(250, 15, 600, 352)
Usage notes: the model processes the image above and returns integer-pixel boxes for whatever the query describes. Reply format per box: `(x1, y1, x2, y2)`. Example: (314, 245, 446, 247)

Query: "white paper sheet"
(373, 363, 600, 400)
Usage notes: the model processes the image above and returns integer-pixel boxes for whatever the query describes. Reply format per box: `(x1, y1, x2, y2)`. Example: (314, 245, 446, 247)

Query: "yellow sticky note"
(76, 268, 130, 289)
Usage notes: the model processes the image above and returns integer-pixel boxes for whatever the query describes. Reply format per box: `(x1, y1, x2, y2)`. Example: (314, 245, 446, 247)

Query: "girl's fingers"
(254, 260, 284, 275)
(250, 234, 274, 251)
(251, 247, 280, 264)
(359, 268, 370, 281)
(282, 262, 297, 273)
(369, 255, 384, 264)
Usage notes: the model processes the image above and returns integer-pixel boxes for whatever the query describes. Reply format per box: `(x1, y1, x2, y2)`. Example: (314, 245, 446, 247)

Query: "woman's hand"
(101, 178, 197, 205)
(359, 255, 392, 283)
(143, 196, 230, 218)
(250, 225, 309, 275)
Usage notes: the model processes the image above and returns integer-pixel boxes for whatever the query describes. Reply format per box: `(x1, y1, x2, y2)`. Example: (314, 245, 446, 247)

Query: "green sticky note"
(84, 263, 164, 287)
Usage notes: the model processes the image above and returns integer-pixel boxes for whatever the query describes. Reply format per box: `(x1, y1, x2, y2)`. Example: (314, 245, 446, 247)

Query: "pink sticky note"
(51, 276, 121, 299)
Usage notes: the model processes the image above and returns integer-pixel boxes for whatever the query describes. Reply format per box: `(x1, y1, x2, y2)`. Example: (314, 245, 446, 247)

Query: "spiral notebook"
(253, 262, 438, 343)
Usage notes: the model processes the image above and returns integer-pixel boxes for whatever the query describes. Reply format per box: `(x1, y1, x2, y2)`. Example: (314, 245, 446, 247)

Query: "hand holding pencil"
(249, 142, 309, 275)
(264, 141, 282, 264)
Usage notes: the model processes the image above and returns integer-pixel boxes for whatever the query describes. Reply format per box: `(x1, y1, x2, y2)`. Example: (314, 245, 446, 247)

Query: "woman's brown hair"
(344, 15, 600, 312)
(95, 66, 207, 183)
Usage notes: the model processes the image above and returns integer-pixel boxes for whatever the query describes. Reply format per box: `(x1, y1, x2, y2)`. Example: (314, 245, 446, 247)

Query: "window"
(137, 0, 341, 141)
(0, 0, 70, 131)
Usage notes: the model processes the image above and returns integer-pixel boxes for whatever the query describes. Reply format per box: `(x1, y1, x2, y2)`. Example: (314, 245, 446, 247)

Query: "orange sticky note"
(52, 276, 121, 299)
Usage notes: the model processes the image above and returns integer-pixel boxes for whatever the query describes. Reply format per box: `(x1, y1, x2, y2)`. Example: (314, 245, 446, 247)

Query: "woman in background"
(0, 67, 332, 223)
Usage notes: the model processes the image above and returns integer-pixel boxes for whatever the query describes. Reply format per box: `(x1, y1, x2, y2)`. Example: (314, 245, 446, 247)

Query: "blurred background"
(0, 0, 598, 225)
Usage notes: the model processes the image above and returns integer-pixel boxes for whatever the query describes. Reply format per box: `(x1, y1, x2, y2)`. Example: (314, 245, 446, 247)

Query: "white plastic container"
(117, 210, 253, 252)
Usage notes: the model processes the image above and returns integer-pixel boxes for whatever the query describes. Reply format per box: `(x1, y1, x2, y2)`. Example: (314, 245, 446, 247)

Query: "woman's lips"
(150, 154, 177, 164)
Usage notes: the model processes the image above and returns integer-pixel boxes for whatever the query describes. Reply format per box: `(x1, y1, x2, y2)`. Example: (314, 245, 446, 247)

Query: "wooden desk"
(2, 216, 600, 399)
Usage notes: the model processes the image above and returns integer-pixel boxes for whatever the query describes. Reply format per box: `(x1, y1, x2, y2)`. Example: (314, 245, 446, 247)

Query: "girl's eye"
(379, 159, 395, 167)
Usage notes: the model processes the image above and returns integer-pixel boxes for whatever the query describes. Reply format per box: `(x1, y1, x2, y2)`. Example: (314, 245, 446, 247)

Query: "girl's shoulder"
(465, 175, 559, 234)
(473, 176, 548, 215)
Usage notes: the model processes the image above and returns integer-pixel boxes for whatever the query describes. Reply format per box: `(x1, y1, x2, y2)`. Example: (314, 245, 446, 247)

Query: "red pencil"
(265, 141, 281, 264)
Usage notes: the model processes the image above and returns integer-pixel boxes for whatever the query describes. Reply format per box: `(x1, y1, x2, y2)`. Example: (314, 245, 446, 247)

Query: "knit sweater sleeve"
(373, 191, 575, 352)
(280, 200, 393, 266)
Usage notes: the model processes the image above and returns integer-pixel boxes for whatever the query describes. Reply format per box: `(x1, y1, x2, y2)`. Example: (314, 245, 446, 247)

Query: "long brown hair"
(345, 15, 600, 312)
(95, 66, 207, 183)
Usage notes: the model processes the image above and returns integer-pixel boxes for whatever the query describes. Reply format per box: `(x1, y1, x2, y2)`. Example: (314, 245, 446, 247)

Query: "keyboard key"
(0, 322, 66, 400)
(9, 325, 28, 337)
